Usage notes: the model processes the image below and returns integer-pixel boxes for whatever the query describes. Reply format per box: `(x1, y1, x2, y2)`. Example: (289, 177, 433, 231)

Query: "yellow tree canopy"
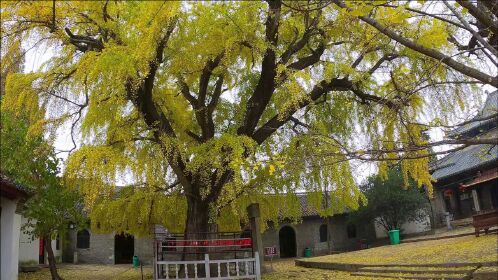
(1, 1, 494, 236)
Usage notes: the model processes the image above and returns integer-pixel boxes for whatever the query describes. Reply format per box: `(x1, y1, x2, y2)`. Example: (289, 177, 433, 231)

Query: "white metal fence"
(155, 252, 260, 280)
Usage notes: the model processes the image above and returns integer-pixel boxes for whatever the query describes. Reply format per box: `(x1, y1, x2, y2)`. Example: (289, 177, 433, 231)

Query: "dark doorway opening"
(114, 233, 134, 264)
(279, 226, 296, 258)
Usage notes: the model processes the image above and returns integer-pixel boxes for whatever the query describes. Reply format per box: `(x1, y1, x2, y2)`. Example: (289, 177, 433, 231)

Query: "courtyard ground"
(304, 233, 497, 265)
(18, 264, 153, 280)
(19, 233, 497, 279)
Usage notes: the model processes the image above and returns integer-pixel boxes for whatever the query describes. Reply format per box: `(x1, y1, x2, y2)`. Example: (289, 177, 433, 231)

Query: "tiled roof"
(297, 194, 320, 217)
(447, 90, 498, 138)
(431, 129, 498, 181)
(296, 193, 349, 217)
(0, 172, 29, 198)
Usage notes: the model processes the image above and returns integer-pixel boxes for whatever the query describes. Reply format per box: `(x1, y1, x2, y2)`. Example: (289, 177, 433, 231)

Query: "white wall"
(374, 213, 431, 238)
(19, 217, 62, 265)
(1, 197, 22, 280)
(19, 216, 39, 264)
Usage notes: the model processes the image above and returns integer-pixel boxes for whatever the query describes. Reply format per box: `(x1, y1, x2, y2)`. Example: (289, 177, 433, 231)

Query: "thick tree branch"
(456, 0, 498, 35)
(368, 54, 399, 74)
(333, 0, 498, 87)
(198, 52, 225, 105)
(177, 77, 199, 108)
(238, 0, 282, 136)
(280, 11, 321, 64)
(445, 1, 498, 58)
(124, 19, 193, 191)
(64, 28, 104, 53)
(252, 77, 352, 144)
(287, 41, 325, 70)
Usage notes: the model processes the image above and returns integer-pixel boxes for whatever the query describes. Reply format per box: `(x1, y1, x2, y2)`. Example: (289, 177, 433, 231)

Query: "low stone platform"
(296, 260, 497, 279)
(296, 234, 498, 279)
(402, 228, 498, 243)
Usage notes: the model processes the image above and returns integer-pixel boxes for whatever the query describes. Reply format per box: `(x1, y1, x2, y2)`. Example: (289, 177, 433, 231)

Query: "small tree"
(1, 104, 85, 279)
(22, 183, 86, 280)
(350, 168, 430, 234)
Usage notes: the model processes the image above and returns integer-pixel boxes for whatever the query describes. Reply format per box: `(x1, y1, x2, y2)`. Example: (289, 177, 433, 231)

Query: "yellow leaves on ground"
(309, 234, 498, 265)
(263, 259, 371, 280)
(19, 264, 153, 280)
(19, 234, 497, 280)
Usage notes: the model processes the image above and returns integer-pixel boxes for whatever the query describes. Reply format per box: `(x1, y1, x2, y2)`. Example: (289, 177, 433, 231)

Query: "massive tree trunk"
(44, 235, 63, 280)
(182, 195, 211, 262)
(180, 196, 211, 277)
(184, 196, 210, 240)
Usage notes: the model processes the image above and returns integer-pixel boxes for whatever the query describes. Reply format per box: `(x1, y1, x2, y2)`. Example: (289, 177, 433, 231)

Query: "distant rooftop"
(431, 90, 498, 182)
(447, 90, 498, 138)
(431, 132, 498, 181)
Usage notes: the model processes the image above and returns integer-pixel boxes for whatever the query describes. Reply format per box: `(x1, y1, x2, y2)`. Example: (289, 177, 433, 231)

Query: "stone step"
(350, 271, 470, 280)
(472, 266, 498, 280)
(358, 265, 476, 275)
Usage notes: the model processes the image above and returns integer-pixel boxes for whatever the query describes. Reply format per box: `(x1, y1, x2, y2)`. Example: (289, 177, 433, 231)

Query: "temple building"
(430, 90, 498, 227)
(63, 194, 374, 264)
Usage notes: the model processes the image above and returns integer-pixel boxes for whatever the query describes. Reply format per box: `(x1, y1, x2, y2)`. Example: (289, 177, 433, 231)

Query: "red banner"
(39, 238, 44, 256)
(163, 238, 252, 248)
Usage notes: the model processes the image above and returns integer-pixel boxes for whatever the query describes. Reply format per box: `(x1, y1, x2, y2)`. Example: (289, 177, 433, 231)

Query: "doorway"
(279, 226, 297, 258)
(114, 233, 134, 264)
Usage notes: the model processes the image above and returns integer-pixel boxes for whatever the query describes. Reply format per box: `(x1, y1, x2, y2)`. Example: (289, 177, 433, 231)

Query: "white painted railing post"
(204, 254, 210, 279)
(255, 252, 261, 280)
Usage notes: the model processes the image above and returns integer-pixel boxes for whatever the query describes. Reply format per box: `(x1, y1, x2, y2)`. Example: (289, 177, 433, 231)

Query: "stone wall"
(66, 230, 115, 264)
(261, 214, 374, 259)
(430, 190, 447, 228)
(62, 214, 377, 264)
(134, 237, 154, 264)
(64, 229, 156, 265)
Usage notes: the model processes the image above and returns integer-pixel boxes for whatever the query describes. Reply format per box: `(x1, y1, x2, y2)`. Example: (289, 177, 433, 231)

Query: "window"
(347, 224, 356, 239)
(76, 229, 90, 249)
(56, 234, 60, 250)
(319, 224, 328, 243)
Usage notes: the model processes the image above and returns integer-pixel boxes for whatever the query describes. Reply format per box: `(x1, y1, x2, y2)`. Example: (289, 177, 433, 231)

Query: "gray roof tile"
(431, 129, 498, 181)
(448, 90, 497, 138)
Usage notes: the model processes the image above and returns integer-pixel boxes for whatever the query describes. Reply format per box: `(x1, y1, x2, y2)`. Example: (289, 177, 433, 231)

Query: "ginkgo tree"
(1, 0, 496, 240)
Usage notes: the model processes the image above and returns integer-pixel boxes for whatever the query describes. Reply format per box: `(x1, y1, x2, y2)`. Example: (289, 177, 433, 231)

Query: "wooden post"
(247, 203, 264, 272)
